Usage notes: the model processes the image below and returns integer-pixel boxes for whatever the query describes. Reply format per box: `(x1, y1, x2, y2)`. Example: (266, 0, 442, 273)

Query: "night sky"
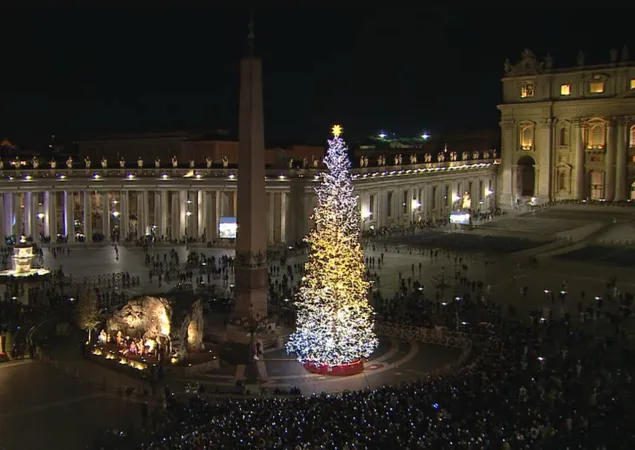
(0, 9, 632, 148)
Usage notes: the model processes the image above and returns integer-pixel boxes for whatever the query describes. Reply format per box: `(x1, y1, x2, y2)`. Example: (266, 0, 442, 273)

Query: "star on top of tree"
(331, 124, 343, 137)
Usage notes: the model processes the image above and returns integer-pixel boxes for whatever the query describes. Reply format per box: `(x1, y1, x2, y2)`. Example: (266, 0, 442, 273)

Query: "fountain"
(0, 236, 50, 278)
(0, 236, 50, 304)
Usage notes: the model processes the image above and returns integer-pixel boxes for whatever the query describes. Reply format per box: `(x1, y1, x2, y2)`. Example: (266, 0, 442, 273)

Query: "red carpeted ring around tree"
(302, 359, 364, 376)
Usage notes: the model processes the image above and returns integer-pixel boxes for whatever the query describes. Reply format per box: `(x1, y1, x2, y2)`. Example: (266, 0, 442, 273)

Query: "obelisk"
(234, 13, 268, 320)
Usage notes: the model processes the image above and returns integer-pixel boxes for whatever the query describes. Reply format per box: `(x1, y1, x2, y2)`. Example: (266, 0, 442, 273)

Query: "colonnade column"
(267, 192, 274, 244)
(15, 193, 23, 236)
(179, 191, 187, 238)
(171, 191, 181, 239)
(573, 119, 586, 200)
(120, 191, 129, 238)
(188, 191, 199, 238)
(0, 194, 4, 243)
(605, 119, 616, 201)
(197, 191, 205, 239)
(23, 192, 32, 238)
(102, 192, 110, 238)
(64, 191, 74, 238)
(83, 192, 92, 241)
(615, 117, 629, 201)
(45, 191, 55, 238)
(4, 193, 13, 237)
(159, 191, 168, 239)
(30, 192, 39, 240)
(141, 190, 150, 236)
(206, 191, 218, 241)
(280, 192, 287, 243)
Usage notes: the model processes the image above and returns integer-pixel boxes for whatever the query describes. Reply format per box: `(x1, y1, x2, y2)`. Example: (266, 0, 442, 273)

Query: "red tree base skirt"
(302, 359, 364, 376)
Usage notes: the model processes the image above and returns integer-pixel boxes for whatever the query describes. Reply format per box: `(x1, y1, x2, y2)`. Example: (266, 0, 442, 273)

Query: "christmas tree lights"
(286, 125, 378, 369)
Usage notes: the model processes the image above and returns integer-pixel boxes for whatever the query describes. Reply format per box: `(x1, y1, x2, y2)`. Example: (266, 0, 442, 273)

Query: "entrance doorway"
(517, 155, 536, 197)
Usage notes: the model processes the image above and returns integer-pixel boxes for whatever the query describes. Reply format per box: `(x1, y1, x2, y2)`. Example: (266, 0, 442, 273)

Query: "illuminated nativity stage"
(91, 294, 218, 376)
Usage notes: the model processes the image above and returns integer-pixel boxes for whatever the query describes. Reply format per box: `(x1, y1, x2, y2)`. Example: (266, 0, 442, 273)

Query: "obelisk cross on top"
(234, 10, 268, 320)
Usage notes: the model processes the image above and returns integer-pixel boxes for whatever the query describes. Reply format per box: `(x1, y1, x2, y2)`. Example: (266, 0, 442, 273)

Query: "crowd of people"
(116, 241, 633, 449)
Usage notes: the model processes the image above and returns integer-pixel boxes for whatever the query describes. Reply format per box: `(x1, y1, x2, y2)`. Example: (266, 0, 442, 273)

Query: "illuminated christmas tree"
(286, 125, 378, 372)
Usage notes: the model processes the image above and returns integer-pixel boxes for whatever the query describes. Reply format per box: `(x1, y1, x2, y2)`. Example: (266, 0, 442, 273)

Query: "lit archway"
(517, 155, 536, 197)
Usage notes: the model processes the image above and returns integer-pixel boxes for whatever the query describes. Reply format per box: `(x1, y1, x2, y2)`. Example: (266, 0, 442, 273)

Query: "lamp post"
(411, 200, 421, 224)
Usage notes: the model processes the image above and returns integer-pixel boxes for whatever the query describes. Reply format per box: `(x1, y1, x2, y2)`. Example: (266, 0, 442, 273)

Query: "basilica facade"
(498, 47, 635, 208)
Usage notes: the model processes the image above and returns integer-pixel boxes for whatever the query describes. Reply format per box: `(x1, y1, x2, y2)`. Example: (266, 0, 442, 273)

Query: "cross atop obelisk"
(234, 10, 268, 320)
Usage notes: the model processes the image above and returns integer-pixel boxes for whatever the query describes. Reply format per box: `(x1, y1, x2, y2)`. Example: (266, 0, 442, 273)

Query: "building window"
(445, 185, 450, 207)
(558, 127, 569, 146)
(588, 124, 605, 148)
(630, 78, 635, 90)
(590, 171, 604, 200)
(479, 180, 483, 200)
(589, 81, 605, 94)
(432, 186, 437, 209)
(387, 192, 393, 217)
(630, 125, 635, 148)
(520, 124, 534, 150)
(403, 191, 408, 214)
(369, 194, 375, 216)
(560, 84, 571, 96)
(521, 82, 535, 98)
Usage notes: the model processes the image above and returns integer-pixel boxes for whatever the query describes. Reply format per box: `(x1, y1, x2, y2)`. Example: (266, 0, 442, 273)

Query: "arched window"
(630, 125, 635, 148)
(557, 172, 566, 191)
(520, 125, 534, 150)
(589, 124, 605, 148)
(559, 127, 569, 146)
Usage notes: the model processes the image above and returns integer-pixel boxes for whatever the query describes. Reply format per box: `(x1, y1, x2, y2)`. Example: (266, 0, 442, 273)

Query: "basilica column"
(63, 191, 74, 238)
(573, 118, 586, 199)
(499, 118, 516, 208)
(615, 117, 629, 201)
(83, 192, 92, 242)
(120, 191, 129, 238)
(605, 119, 617, 201)
(102, 192, 111, 238)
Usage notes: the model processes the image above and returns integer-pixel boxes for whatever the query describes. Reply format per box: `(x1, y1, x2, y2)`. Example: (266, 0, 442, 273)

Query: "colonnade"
(0, 189, 292, 244)
(0, 164, 497, 244)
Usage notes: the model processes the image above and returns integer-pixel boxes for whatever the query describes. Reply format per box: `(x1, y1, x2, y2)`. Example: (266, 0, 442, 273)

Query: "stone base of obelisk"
(223, 321, 282, 385)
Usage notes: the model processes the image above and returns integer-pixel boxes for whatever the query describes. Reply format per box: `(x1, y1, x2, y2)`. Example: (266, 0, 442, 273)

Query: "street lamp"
(378, 131, 387, 139)
(411, 200, 421, 223)
(421, 132, 430, 140)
